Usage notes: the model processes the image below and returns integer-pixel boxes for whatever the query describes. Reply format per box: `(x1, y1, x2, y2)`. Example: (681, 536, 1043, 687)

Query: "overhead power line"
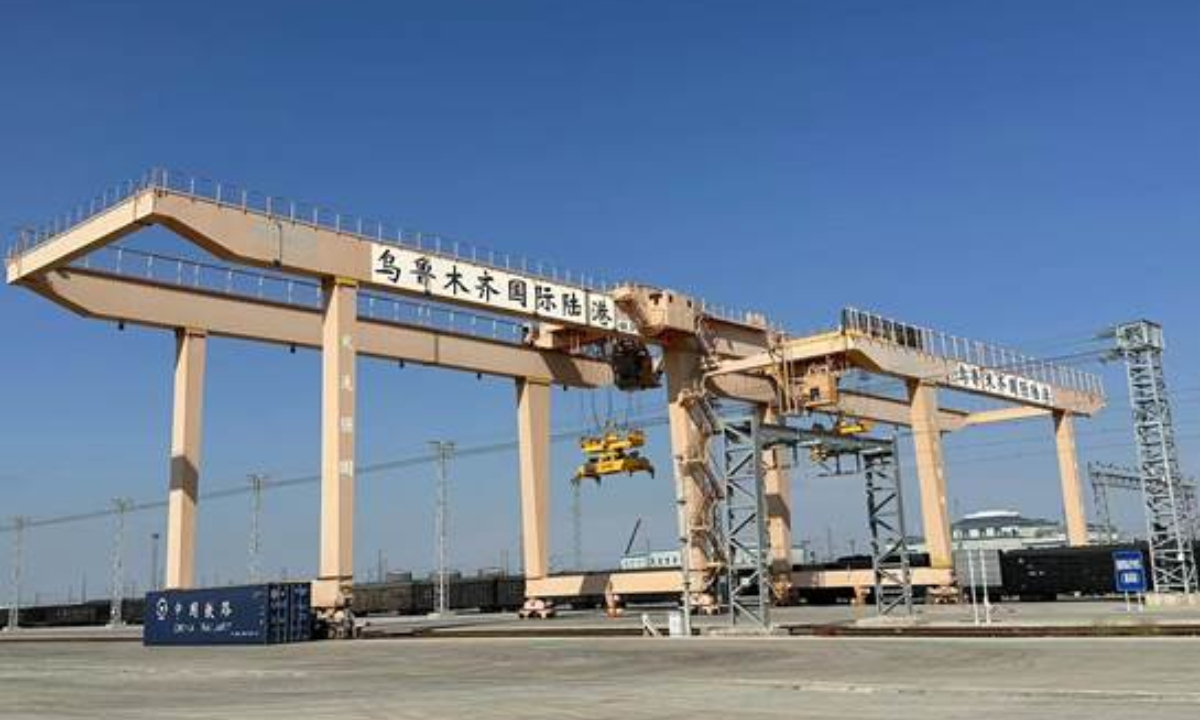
(0, 414, 670, 535)
(7, 377, 1200, 537)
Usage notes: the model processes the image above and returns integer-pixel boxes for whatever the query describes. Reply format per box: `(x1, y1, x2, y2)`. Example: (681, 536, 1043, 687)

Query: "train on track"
(802, 542, 1184, 603)
(0, 598, 146, 628)
(3, 543, 1193, 627)
(350, 574, 527, 616)
(0, 576, 530, 628)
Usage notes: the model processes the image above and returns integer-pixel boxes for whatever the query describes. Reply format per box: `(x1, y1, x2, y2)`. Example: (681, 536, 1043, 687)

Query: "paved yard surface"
(1, 635, 1199, 719)
(360, 599, 1200, 634)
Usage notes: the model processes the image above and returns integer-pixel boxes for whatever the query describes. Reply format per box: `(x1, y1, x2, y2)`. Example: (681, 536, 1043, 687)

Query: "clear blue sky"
(2, 0, 1198, 601)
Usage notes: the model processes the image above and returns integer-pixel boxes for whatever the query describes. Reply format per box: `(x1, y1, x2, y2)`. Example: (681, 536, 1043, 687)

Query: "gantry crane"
(5, 169, 1110, 631)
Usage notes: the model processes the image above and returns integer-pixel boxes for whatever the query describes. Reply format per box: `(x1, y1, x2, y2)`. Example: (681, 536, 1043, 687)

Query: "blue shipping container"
(143, 583, 313, 646)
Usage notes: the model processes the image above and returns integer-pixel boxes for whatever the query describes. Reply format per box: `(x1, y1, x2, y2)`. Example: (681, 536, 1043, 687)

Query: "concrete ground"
(355, 598, 1200, 636)
(2, 635, 1199, 719)
(5, 599, 1200, 644)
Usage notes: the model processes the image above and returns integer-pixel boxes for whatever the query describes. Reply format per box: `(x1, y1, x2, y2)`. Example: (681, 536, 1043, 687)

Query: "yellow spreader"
(574, 428, 655, 482)
(808, 417, 874, 463)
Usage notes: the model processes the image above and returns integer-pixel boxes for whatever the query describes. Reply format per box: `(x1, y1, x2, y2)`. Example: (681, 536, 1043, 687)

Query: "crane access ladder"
(675, 388, 777, 630)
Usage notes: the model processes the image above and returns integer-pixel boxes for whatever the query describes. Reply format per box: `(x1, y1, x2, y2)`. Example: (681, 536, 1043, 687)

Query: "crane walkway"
(708, 307, 1105, 417)
(73, 245, 533, 345)
(32, 245, 615, 389)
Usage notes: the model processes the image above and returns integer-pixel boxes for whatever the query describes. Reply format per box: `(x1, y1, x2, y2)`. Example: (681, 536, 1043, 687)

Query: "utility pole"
(429, 440, 455, 615)
(247, 474, 267, 583)
(109, 498, 133, 628)
(1089, 466, 1115, 542)
(149, 532, 161, 592)
(571, 480, 584, 570)
(6, 516, 28, 632)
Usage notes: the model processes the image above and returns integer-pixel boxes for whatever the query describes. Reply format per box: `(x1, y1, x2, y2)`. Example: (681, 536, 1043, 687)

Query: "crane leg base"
(518, 598, 557, 619)
(314, 607, 358, 639)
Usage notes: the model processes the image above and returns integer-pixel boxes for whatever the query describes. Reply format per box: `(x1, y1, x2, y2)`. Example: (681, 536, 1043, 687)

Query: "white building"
(946, 509, 1114, 551)
(619, 545, 816, 571)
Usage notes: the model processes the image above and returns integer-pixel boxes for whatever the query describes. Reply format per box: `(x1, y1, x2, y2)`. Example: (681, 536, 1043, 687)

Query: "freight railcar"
(794, 545, 1162, 604)
(3, 598, 145, 628)
(11, 543, 1197, 629)
(351, 575, 526, 616)
(1000, 545, 1132, 600)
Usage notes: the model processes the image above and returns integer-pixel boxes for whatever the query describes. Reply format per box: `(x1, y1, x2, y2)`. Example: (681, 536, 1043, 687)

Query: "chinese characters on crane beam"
(370, 243, 632, 333)
(948, 362, 1055, 406)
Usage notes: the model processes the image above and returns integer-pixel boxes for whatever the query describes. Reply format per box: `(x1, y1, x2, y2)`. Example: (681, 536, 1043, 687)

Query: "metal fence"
(9, 173, 153, 257)
(79, 245, 323, 308)
(840, 306, 1104, 396)
(7, 167, 765, 328)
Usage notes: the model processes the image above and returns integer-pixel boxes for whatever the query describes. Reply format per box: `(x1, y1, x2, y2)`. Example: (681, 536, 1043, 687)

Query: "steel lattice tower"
(570, 480, 584, 570)
(429, 441, 455, 615)
(1112, 320, 1197, 594)
(247, 474, 266, 583)
(719, 412, 774, 630)
(1087, 462, 1141, 542)
(1085, 462, 1198, 542)
(6, 517, 27, 632)
(108, 498, 133, 627)
(808, 434, 914, 617)
(863, 441, 913, 616)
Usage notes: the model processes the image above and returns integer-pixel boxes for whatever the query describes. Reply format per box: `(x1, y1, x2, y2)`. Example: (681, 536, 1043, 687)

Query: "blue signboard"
(1113, 550, 1147, 593)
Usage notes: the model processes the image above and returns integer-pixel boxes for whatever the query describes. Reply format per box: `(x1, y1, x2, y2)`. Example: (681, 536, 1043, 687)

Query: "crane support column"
(165, 329, 206, 590)
(664, 348, 715, 604)
(762, 406, 793, 597)
(316, 278, 358, 610)
(908, 381, 953, 570)
(1054, 411, 1089, 546)
(516, 378, 552, 582)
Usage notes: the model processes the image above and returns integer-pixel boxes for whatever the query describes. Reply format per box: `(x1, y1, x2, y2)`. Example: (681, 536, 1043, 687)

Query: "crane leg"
(165, 329, 206, 590)
(315, 278, 358, 636)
